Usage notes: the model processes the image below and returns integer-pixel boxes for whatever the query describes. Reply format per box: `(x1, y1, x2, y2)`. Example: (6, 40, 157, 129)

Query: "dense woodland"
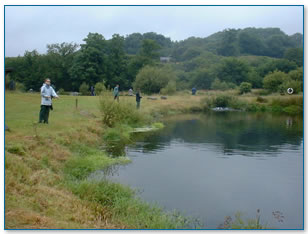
(5, 27, 303, 95)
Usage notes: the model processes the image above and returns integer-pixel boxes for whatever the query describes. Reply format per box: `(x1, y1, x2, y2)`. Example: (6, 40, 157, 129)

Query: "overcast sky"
(5, 6, 303, 57)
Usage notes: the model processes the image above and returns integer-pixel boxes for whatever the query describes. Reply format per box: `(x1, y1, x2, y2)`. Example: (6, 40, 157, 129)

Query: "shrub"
(263, 71, 288, 93)
(211, 79, 229, 91)
(79, 82, 89, 96)
(15, 82, 26, 92)
(58, 88, 66, 95)
(133, 66, 176, 94)
(95, 82, 106, 95)
(239, 82, 252, 94)
(279, 80, 302, 94)
(256, 96, 268, 103)
(202, 94, 240, 109)
(160, 81, 177, 95)
(99, 93, 146, 127)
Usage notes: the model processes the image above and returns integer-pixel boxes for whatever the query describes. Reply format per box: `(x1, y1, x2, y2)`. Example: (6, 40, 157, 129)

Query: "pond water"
(98, 112, 304, 229)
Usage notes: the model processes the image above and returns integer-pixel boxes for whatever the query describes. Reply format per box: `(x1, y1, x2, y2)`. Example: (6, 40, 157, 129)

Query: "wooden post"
(75, 98, 78, 109)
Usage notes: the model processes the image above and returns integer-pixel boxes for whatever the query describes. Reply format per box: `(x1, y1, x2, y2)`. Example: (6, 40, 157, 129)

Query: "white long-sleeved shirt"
(40, 84, 58, 106)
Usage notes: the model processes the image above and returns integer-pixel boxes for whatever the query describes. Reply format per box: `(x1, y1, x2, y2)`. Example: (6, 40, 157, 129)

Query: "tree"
(95, 82, 106, 95)
(140, 39, 161, 60)
(263, 71, 288, 92)
(191, 68, 214, 89)
(79, 82, 89, 95)
(69, 33, 108, 90)
(133, 66, 174, 94)
(214, 58, 251, 85)
(239, 82, 252, 94)
(283, 48, 303, 67)
(46, 42, 79, 90)
(238, 31, 264, 55)
(217, 29, 239, 56)
(211, 79, 229, 91)
(107, 34, 129, 88)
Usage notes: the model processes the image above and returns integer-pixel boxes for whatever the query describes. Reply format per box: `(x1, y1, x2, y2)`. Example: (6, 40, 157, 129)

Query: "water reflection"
(130, 112, 303, 156)
(98, 112, 303, 229)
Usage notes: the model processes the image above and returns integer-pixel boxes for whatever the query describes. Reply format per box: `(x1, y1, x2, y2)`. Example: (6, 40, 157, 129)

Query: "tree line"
(5, 27, 303, 94)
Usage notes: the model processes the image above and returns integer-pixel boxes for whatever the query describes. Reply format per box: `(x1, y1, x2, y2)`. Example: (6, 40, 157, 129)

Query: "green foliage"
(239, 82, 252, 94)
(79, 82, 89, 96)
(5, 28, 302, 93)
(257, 59, 297, 77)
(211, 79, 230, 91)
(214, 58, 251, 85)
(68, 179, 190, 229)
(140, 39, 161, 60)
(99, 93, 145, 127)
(95, 82, 106, 95)
(263, 71, 288, 92)
(191, 69, 214, 89)
(57, 88, 66, 95)
(15, 82, 26, 92)
(160, 80, 177, 95)
(283, 48, 303, 66)
(6, 144, 25, 156)
(256, 96, 268, 103)
(202, 94, 240, 109)
(133, 66, 174, 94)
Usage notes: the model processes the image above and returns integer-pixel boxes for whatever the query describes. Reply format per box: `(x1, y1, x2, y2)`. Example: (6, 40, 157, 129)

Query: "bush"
(279, 79, 302, 94)
(239, 82, 252, 94)
(57, 88, 66, 95)
(263, 71, 288, 93)
(202, 94, 240, 109)
(79, 82, 89, 96)
(160, 81, 177, 95)
(15, 82, 26, 92)
(133, 66, 175, 94)
(256, 96, 268, 103)
(99, 93, 146, 127)
(95, 82, 106, 95)
(211, 79, 229, 91)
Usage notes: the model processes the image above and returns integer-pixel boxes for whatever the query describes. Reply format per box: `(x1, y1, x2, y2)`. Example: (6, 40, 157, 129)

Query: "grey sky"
(5, 6, 303, 57)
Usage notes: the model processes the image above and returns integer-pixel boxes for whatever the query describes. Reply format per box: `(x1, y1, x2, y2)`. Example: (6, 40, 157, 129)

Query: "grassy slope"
(5, 92, 202, 229)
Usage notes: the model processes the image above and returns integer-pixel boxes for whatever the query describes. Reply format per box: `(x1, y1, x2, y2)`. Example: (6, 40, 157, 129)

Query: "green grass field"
(5, 90, 302, 229)
(5, 92, 199, 229)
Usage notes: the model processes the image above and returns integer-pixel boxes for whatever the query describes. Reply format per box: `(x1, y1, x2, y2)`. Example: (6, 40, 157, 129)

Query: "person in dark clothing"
(136, 90, 142, 109)
(192, 87, 197, 95)
(39, 78, 59, 124)
(90, 86, 95, 96)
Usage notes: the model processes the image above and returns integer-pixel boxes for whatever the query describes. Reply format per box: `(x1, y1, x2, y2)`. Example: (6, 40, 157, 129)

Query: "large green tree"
(69, 33, 108, 90)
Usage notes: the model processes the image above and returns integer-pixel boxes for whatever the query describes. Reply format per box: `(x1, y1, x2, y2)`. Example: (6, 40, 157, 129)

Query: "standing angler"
(113, 84, 120, 102)
(136, 89, 142, 109)
(39, 78, 59, 124)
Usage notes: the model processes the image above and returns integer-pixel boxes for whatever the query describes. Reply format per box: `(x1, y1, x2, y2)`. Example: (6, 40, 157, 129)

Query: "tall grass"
(99, 92, 146, 128)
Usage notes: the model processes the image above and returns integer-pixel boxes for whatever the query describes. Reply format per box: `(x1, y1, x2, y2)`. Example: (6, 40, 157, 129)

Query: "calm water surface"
(99, 112, 303, 229)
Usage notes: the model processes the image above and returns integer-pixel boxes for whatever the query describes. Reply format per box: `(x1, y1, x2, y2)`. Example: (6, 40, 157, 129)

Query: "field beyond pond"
(4, 90, 303, 229)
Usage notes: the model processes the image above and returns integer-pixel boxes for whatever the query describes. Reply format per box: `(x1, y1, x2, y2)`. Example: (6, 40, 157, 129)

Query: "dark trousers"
(39, 105, 51, 123)
(136, 101, 140, 109)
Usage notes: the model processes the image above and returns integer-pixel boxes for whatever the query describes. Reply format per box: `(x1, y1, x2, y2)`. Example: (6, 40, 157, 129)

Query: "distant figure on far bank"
(136, 89, 142, 109)
(113, 84, 120, 102)
(39, 78, 59, 124)
(192, 87, 197, 95)
(128, 88, 134, 96)
(90, 86, 95, 96)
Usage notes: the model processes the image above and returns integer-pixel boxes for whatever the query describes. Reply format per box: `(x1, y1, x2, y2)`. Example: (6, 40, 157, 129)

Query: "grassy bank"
(5, 90, 301, 229)
(5, 92, 198, 229)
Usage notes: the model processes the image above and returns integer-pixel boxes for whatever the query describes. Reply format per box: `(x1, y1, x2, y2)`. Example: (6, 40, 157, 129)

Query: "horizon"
(5, 27, 303, 58)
